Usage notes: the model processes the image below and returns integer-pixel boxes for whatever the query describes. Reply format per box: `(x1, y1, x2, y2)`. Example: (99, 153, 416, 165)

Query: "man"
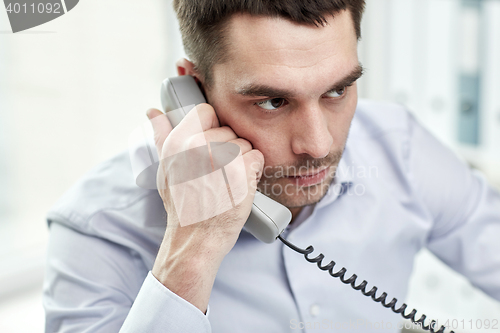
(43, 0, 500, 332)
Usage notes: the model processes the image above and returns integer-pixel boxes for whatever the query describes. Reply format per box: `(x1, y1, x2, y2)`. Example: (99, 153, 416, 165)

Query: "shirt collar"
(315, 154, 353, 210)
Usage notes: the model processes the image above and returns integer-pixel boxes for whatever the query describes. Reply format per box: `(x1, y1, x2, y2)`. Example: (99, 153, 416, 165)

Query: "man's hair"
(173, 0, 366, 86)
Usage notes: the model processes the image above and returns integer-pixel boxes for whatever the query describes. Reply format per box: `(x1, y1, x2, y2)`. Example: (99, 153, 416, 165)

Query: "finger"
(192, 103, 220, 131)
(147, 108, 173, 155)
(203, 126, 238, 143)
(243, 149, 265, 187)
(183, 126, 236, 153)
(166, 103, 220, 153)
(227, 138, 253, 156)
(176, 103, 220, 137)
(222, 148, 263, 209)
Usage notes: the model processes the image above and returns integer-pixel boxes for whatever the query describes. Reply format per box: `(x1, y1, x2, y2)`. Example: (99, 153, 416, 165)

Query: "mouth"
(287, 166, 329, 178)
(285, 166, 330, 187)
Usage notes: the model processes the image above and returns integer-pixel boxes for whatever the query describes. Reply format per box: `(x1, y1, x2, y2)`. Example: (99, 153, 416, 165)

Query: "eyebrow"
(236, 64, 364, 99)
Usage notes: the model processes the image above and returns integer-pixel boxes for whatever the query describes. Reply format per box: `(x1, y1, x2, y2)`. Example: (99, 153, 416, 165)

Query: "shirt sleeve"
(407, 113, 500, 301)
(119, 272, 211, 333)
(43, 222, 211, 333)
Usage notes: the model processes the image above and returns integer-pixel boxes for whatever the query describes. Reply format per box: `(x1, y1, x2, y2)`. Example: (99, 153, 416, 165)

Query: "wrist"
(152, 242, 223, 313)
(163, 223, 238, 259)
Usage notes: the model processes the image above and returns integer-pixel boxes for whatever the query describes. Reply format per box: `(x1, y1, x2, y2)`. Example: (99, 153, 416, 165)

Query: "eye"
(256, 98, 287, 111)
(324, 87, 347, 98)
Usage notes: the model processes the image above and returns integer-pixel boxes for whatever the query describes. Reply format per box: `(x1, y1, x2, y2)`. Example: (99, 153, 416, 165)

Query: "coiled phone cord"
(277, 235, 455, 333)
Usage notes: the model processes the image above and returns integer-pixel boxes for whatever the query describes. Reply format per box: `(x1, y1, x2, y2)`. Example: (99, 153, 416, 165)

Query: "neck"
(289, 207, 304, 224)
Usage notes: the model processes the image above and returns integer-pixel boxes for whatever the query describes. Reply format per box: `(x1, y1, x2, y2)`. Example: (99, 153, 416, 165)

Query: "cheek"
(229, 116, 289, 167)
(204, 92, 244, 133)
(208, 95, 285, 155)
(209, 99, 274, 153)
(328, 89, 358, 142)
(240, 124, 287, 163)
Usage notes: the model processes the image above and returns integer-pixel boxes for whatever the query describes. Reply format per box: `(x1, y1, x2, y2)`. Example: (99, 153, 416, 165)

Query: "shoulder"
(341, 100, 424, 198)
(351, 99, 415, 139)
(47, 150, 166, 239)
(347, 100, 417, 168)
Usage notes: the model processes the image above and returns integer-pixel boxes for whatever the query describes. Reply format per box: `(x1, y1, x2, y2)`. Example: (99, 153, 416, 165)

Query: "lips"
(288, 167, 329, 178)
(286, 167, 330, 187)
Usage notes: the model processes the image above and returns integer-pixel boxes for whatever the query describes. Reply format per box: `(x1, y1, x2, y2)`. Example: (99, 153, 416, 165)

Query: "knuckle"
(222, 126, 237, 138)
(246, 150, 264, 172)
(192, 103, 210, 115)
(219, 125, 234, 134)
(205, 126, 231, 142)
(185, 133, 206, 150)
(198, 102, 214, 112)
(197, 103, 218, 121)
(164, 133, 182, 152)
(234, 138, 251, 152)
(253, 149, 265, 164)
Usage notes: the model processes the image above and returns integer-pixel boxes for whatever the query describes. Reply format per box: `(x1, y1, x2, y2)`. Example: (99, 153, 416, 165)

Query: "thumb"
(146, 108, 173, 156)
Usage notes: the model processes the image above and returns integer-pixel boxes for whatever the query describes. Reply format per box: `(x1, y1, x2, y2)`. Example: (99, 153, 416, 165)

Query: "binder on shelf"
(457, 0, 482, 146)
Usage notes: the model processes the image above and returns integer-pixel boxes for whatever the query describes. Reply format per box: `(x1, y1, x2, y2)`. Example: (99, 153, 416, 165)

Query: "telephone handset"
(160, 75, 292, 243)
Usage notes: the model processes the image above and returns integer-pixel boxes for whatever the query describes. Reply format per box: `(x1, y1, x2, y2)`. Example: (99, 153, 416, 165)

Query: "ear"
(176, 58, 198, 76)
(176, 58, 207, 95)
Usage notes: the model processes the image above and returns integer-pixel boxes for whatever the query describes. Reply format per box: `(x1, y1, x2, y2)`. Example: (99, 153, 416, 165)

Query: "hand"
(146, 104, 264, 312)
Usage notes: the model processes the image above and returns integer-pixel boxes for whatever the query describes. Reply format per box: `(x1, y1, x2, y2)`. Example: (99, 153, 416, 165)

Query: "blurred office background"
(0, 0, 499, 332)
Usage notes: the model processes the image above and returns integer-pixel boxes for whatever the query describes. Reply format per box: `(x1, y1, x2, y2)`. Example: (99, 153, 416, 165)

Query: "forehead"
(214, 11, 359, 92)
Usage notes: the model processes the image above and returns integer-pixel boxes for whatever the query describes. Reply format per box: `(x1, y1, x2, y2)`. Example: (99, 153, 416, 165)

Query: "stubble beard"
(256, 149, 343, 209)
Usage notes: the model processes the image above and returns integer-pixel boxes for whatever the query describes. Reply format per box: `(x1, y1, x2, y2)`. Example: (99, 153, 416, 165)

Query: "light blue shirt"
(43, 100, 500, 332)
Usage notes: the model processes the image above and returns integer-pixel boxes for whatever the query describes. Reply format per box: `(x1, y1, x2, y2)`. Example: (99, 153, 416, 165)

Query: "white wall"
(0, 0, 171, 331)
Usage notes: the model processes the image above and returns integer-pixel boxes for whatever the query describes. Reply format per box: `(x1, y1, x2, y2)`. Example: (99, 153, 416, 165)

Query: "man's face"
(204, 10, 361, 211)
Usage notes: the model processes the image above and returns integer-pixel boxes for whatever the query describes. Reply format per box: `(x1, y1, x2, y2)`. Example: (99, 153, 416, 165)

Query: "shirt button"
(309, 304, 320, 317)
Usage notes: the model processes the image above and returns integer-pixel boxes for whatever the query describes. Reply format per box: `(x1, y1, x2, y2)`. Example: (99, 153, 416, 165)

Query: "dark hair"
(173, 0, 366, 86)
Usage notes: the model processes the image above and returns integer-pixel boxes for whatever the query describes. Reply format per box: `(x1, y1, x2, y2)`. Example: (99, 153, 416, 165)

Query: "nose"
(290, 104, 333, 159)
